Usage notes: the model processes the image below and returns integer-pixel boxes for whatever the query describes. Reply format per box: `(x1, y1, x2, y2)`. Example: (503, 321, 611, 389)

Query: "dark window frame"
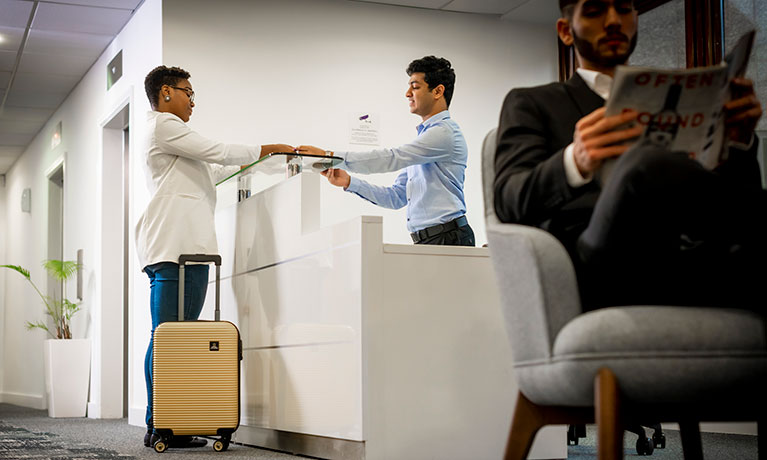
(558, 0, 724, 81)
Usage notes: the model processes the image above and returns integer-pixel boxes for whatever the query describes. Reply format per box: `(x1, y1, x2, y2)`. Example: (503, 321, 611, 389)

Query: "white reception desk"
(211, 170, 566, 459)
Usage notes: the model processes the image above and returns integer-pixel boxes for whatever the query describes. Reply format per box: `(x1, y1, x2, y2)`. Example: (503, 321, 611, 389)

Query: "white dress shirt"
(335, 110, 468, 232)
(135, 111, 260, 269)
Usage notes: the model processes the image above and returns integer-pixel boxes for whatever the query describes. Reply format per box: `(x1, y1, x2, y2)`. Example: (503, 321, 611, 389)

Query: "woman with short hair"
(137, 65, 292, 448)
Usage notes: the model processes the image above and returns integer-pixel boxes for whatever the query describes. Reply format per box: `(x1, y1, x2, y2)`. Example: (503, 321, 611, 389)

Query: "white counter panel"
(233, 221, 366, 440)
(361, 243, 566, 460)
(214, 172, 566, 458)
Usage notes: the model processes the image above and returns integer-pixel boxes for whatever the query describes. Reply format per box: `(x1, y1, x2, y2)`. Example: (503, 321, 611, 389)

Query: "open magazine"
(602, 30, 755, 174)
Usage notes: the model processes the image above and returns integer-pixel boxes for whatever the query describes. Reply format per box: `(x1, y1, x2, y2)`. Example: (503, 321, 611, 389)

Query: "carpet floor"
(0, 404, 303, 459)
(0, 403, 759, 459)
(566, 425, 758, 460)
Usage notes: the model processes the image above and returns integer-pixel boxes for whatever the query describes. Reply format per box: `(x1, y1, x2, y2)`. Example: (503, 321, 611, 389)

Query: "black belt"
(411, 216, 468, 243)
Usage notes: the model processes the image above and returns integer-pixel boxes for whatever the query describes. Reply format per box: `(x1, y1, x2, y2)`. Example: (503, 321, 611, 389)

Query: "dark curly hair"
(144, 65, 191, 109)
(559, 0, 578, 18)
(406, 56, 456, 107)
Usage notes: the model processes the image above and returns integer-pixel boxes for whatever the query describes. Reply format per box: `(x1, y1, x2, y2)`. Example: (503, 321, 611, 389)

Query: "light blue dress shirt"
(334, 110, 468, 233)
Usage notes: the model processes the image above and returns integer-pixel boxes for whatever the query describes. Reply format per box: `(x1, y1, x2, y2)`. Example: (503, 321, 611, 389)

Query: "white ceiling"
(0, 0, 142, 174)
(349, 0, 559, 21)
(0, 0, 558, 175)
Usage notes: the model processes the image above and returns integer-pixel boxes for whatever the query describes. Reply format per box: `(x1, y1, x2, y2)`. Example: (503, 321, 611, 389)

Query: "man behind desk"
(298, 56, 474, 246)
(494, 0, 764, 311)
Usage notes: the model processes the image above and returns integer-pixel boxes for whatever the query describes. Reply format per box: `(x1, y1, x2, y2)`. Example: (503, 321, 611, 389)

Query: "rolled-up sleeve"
(345, 170, 408, 209)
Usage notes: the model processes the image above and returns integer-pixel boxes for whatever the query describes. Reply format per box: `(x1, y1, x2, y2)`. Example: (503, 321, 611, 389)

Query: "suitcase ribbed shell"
(153, 320, 239, 435)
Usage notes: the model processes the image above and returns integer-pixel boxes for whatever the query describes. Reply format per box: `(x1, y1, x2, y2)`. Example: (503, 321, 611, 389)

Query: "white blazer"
(135, 111, 260, 269)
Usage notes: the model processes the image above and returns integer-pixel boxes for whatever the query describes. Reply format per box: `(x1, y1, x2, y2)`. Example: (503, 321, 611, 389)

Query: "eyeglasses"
(169, 85, 195, 103)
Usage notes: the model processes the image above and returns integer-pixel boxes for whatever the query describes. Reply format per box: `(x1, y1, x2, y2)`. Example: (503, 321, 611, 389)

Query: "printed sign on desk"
(349, 112, 380, 146)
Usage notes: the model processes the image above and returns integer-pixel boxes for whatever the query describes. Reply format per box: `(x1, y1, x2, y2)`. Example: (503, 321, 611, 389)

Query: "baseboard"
(129, 407, 145, 428)
(661, 422, 758, 436)
(699, 422, 758, 436)
(87, 402, 101, 419)
(1, 391, 46, 410)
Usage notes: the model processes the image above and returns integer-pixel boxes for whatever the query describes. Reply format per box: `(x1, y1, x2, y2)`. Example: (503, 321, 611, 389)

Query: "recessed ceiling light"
(0, 35, 5, 44)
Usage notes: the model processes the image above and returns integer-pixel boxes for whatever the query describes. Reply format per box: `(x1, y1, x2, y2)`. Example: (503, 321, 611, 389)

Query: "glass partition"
(630, 0, 686, 69)
(724, 0, 765, 132)
(216, 152, 343, 201)
(217, 152, 343, 186)
(724, 0, 766, 184)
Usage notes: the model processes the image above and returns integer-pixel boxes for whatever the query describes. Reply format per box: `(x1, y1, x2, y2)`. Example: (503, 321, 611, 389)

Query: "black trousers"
(575, 143, 767, 312)
(417, 224, 475, 246)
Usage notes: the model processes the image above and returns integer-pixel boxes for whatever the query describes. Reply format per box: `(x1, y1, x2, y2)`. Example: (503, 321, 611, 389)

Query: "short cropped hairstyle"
(406, 56, 456, 107)
(144, 65, 191, 109)
(559, 0, 578, 17)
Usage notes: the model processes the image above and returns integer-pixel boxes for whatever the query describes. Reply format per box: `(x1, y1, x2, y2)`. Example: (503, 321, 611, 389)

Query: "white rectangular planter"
(43, 338, 91, 418)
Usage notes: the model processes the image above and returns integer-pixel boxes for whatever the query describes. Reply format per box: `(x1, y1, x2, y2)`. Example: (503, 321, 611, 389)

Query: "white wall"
(139, 0, 555, 427)
(0, 0, 162, 413)
(0, 175, 6, 397)
(1, 0, 559, 424)
(162, 0, 558, 247)
(2, 120, 60, 408)
(122, 0, 557, 427)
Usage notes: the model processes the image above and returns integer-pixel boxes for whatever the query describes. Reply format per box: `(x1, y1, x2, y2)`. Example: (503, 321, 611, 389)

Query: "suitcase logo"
(209, 341, 219, 351)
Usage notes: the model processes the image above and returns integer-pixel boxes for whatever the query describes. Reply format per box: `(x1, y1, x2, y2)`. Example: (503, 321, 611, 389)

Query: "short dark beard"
(572, 29, 638, 69)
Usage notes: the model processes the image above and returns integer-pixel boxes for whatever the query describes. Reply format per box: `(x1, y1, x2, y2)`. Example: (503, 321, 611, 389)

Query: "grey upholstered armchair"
(481, 128, 767, 460)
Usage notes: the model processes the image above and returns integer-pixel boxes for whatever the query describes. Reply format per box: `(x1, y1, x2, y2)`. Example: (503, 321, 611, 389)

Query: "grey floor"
(0, 403, 305, 459)
(567, 425, 758, 460)
(0, 403, 760, 459)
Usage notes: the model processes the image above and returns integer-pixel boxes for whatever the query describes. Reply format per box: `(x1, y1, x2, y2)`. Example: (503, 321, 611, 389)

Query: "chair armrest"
(481, 127, 498, 224)
(486, 222, 581, 364)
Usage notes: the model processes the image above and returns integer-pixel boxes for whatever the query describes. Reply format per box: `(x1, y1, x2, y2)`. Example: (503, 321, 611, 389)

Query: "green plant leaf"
(26, 321, 55, 339)
(5, 260, 82, 339)
(61, 299, 81, 321)
(43, 260, 80, 282)
(1, 264, 31, 280)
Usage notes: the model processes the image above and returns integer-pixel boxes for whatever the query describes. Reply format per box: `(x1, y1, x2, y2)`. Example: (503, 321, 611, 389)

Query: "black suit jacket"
(494, 73, 604, 254)
(493, 73, 762, 257)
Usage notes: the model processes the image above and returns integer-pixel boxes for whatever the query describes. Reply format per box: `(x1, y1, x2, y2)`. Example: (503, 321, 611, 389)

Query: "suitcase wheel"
(213, 438, 229, 452)
(153, 438, 168, 453)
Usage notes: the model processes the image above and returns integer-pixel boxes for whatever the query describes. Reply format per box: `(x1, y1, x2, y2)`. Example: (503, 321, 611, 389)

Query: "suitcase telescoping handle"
(178, 254, 222, 321)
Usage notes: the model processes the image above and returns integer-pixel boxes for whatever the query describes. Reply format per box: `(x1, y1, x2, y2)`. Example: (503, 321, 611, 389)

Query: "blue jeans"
(144, 262, 209, 426)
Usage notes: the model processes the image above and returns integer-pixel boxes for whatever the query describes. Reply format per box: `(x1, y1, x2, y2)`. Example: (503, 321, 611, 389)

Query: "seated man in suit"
(494, 0, 764, 311)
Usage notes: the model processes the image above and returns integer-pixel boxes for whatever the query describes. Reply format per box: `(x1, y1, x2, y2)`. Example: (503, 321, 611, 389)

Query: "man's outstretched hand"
(321, 168, 351, 189)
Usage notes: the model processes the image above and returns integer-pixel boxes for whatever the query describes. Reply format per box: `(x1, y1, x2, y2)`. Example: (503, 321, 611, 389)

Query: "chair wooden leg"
(504, 391, 546, 460)
(757, 419, 765, 460)
(679, 421, 703, 460)
(595, 367, 623, 460)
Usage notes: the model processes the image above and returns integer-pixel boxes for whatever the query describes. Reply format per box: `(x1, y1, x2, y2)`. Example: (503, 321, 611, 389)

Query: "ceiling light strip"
(0, 1, 39, 115)
(34, 0, 137, 12)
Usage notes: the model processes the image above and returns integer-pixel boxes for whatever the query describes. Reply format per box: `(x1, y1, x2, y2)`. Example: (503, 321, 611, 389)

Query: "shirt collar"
(417, 110, 450, 134)
(576, 68, 612, 100)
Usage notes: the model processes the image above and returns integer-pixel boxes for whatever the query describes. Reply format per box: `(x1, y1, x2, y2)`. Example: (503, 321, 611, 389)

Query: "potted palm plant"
(2, 260, 91, 417)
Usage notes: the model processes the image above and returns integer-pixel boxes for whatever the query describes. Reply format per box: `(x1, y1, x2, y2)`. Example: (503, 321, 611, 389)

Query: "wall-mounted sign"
(107, 50, 123, 90)
(349, 112, 380, 146)
(21, 188, 31, 213)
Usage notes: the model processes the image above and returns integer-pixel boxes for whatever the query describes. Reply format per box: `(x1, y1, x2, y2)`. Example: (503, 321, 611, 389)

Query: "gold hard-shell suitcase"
(152, 254, 241, 453)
